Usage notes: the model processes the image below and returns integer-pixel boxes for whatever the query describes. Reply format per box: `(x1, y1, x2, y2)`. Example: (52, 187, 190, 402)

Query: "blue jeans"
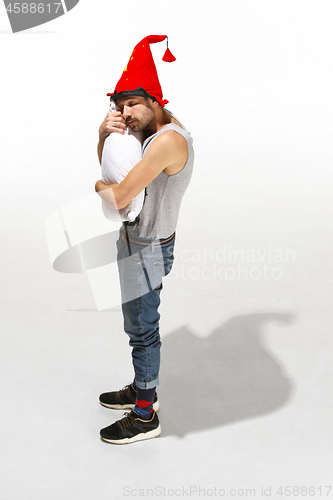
(116, 226, 176, 389)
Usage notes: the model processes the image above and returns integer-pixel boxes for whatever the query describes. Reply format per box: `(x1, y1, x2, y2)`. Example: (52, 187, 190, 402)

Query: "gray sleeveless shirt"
(128, 110, 194, 239)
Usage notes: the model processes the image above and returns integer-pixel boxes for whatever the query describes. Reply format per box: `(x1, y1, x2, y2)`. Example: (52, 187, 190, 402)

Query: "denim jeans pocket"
(153, 260, 164, 290)
(152, 257, 174, 290)
(118, 253, 149, 303)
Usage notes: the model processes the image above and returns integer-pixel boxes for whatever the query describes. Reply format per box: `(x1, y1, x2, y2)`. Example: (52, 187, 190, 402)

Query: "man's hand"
(97, 110, 127, 164)
(99, 111, 127, 140)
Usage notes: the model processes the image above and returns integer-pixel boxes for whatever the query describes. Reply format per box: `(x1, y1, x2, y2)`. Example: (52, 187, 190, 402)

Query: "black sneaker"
(100, 410, 161, 444)
(99, 384, 159, 411)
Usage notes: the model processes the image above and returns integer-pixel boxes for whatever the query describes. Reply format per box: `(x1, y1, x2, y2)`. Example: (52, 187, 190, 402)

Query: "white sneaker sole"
(100, 424, 161, 445)
(100, 400, 160, 411)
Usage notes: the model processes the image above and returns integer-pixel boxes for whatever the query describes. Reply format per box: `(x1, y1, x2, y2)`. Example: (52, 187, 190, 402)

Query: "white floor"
(1, 2, 333, 499)
(1, 150, 333, 499)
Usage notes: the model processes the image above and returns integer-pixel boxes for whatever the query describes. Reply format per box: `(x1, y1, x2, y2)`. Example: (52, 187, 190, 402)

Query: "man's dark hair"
(110, 87, 157, 104)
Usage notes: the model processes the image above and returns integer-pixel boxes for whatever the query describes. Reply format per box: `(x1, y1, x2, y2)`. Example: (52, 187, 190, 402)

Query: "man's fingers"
(109, 119, 127, 132)
(100, 111, 127, 137)
(112, 124, 126, 134)
(108, 110, 123, 118)
(107, 116, 125, 125)
(102, 122, 126, 136)
(112, 121, 126, 129)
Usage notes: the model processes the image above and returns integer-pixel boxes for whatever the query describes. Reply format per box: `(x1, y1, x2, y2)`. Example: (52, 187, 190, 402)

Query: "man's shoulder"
(153, 128, 187, 150)
(151, 129, 188, 175)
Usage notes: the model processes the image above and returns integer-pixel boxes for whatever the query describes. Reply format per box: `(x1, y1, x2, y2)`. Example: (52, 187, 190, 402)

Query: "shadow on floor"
(158, 312, 295, 437)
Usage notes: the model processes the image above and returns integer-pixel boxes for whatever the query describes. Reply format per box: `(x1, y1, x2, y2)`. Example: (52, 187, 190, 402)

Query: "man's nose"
(122, 106, 132, 119)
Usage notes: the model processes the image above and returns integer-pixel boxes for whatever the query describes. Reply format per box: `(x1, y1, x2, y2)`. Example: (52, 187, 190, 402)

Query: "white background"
(1, 1, 333, 499)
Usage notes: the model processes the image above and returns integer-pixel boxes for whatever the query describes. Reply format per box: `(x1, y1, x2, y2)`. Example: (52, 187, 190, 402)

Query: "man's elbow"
(116, 194, 130, 210)
(107, 188, 128, 211)
(100, 181, 132, 210)
(95, 182, 124, 210)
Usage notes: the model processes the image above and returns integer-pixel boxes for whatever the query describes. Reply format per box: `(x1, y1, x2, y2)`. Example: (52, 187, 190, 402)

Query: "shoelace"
(118, 411, 136, 432)
(116, 384, 134, 398)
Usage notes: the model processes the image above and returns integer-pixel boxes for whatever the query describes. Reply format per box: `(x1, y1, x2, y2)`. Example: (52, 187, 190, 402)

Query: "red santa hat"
(107, 35, 176, 107)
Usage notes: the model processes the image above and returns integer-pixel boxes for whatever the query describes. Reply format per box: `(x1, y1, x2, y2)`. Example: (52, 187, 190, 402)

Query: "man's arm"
(95, 130, 188, 209)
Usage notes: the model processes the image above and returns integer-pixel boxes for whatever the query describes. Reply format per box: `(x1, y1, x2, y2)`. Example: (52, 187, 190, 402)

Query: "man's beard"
(127, 107, 154, 132)
(127, 120, 143, 132)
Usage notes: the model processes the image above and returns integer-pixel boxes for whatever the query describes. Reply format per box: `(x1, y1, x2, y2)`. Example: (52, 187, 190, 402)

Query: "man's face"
(115, 95, 155, 132)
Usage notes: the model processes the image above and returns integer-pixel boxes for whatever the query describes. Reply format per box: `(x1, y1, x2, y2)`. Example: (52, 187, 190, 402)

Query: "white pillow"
(101, 102, 145, 222)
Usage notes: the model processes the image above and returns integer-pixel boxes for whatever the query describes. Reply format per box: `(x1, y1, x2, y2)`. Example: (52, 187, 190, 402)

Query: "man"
(95, 35, 194, 444)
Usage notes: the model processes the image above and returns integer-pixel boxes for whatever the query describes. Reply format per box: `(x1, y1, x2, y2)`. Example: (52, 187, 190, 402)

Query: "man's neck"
(143, 109, 172, 139)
